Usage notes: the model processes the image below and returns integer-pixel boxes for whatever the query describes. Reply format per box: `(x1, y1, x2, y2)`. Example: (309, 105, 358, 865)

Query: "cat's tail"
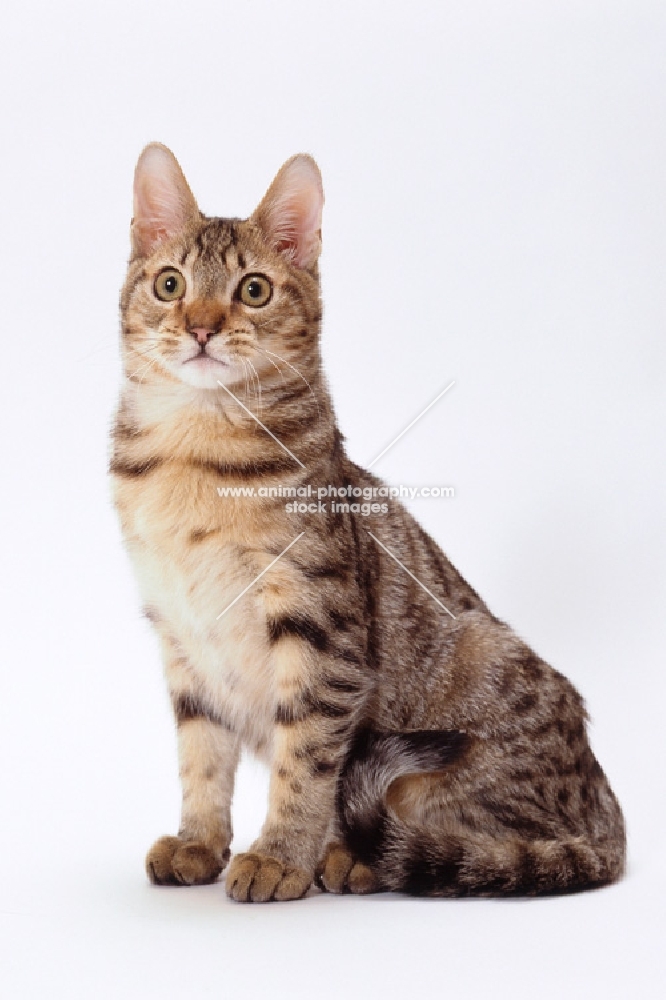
(337, 729, 625, 897)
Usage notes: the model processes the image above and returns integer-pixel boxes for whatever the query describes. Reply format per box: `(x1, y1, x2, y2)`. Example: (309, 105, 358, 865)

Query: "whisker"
(239, 358, 252, 409)
(259, 351, 288, 385)
(130, 346, 161, 362)
(127, 361, 152, 381)
(259, 347, 320, 417)
(138, 352, 162, 384)
(127, 344, 162, 381)
(241, 358, 263, 429)
(78, 333, 161, 364)
(128, 359, 155, 382)
(77, 341, 116, 362)
(246, 358, 263, 418)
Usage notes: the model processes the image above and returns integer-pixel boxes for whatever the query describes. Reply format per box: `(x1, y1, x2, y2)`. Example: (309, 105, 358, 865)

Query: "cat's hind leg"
(318, 729, 468, 895)
(316, 770, 450, 894)
(337, 728, 625, 897)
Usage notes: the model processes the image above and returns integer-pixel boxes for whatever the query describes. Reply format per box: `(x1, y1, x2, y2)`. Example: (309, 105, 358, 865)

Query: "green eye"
(154, 268, 186, 301)
(238, 273, 272, 308)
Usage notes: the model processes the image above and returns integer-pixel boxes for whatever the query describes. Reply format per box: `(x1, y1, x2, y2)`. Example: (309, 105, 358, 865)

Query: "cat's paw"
(315, 842, 378, 895)
(225, 851, 312, 903)
(146, 835, 229, 886)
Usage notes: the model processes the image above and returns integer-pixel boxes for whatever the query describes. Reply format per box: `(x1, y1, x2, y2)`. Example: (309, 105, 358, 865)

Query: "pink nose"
(190, 327, 215, 345)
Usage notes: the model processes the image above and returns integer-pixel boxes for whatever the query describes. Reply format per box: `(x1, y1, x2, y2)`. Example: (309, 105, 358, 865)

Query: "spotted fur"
(112, 144, 625, 901)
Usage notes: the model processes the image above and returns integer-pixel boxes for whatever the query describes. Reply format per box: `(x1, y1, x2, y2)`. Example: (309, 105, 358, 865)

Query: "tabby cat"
(111, 144, 625, 901)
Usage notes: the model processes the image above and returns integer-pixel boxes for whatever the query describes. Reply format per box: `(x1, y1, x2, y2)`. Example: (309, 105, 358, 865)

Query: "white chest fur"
(127, 525, 278, 757)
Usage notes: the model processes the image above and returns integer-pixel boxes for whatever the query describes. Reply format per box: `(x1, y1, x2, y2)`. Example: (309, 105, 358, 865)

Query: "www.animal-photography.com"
(0, 2, 663, 999)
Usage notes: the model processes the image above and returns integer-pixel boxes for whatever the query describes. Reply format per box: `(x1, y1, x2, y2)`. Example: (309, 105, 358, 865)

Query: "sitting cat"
(111, 144, 625, 901)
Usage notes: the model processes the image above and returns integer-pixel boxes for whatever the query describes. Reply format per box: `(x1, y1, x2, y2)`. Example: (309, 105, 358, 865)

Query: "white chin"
(175, 357, 242, 389)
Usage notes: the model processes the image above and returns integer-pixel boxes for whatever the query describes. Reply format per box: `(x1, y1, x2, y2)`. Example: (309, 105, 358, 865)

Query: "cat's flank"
(111, 144, 625, 901)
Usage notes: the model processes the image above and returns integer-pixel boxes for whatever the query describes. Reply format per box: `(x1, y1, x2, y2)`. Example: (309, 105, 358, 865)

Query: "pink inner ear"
(132, 144, 197, 255)
(259, 156, 323, 269)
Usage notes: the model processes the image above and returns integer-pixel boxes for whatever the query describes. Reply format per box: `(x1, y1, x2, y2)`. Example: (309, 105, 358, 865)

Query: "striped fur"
(112, 144, 625, 902)
(336, 729, 624, 896)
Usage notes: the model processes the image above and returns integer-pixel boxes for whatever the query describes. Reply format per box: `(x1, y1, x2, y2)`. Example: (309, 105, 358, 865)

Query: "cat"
(111, 143, 625, 902)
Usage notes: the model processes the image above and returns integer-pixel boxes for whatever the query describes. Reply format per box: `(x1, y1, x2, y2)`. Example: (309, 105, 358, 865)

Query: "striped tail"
(337, 729, 625, 897)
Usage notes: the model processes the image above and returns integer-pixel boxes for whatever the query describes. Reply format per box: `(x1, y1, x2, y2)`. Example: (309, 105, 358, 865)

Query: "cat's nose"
(186, 305, 225, 342)
(189, 327, 216, 345)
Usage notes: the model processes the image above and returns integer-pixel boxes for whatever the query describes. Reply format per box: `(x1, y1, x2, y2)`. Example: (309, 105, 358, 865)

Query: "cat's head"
(120, 144, 324, 391)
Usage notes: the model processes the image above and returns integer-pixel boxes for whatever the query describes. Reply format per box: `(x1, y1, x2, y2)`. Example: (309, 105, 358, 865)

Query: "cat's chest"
(114, 456, 305, 749)
(125, 497, 281, 751)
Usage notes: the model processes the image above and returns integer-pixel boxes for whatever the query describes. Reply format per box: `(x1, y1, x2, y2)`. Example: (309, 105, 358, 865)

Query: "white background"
(1, 1, 664, 997)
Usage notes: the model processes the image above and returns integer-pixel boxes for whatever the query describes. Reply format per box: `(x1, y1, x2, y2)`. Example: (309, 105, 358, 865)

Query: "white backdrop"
(0, 1, 664, 997)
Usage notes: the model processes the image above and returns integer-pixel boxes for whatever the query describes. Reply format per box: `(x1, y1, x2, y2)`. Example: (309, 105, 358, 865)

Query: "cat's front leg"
(147, 689, 240, 887)
(226, 625, 368, 903)
(225, 721, 342, 902)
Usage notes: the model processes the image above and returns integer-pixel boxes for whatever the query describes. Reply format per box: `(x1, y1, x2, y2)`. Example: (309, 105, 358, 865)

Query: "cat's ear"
(131, 143, 199, 256)
(251, 154, 324, 269)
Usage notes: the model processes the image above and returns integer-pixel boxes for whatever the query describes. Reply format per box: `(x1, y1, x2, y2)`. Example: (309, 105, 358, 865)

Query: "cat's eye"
(154, 268, 186, 302)
(238, 274, 273, 308)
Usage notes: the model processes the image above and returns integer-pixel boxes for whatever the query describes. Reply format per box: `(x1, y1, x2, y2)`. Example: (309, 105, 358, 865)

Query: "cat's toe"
(146, 835, 227, 886)
(146, 835, 181, 885)
(225, 852, 311, 903)
(316, 842, 379, 895)
(347, 861, 378, 894)
(316, 843, 355, 894)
